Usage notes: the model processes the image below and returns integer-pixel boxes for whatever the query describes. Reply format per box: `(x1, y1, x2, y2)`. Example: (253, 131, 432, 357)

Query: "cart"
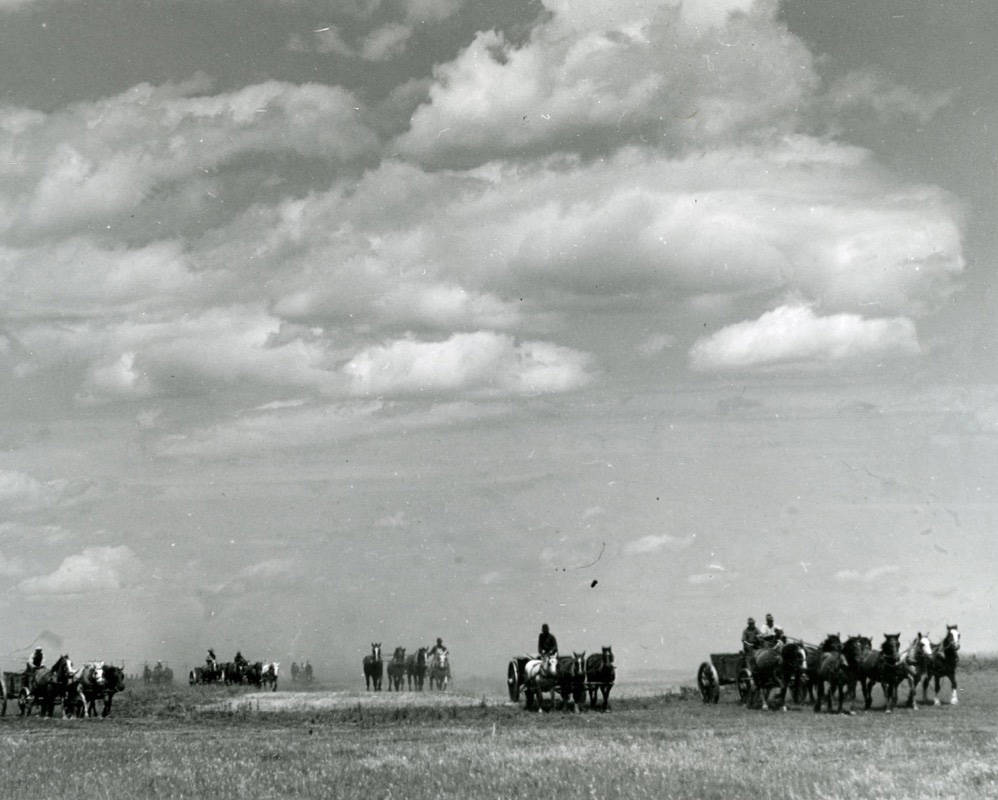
(696, 652, 753, 704)
(2, 671, 26, 716)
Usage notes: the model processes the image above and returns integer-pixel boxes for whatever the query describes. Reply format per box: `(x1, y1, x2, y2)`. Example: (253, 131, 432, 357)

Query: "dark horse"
(406, 647, 427, 691)
(585, 646, 615, 711)
(387, 647, 406, 691)
(555, 652, 587, 711)
(363, 642, 383, 691)
(921, 624, 961, 706)
(812, 634, 852, 714)
(861, 633, 908, 712)
(23, 654, 74, 717)
(747, 638, 804, 711)
(842, 635, 873, 706)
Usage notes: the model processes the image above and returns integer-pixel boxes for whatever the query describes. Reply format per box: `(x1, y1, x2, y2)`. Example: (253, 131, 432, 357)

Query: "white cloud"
(361, 23, 413, 61)
(1, 78, 378, 237)
(637, 333, 676, 358)
(396, 2, 815, 165)
(826, 70, 951, 125)
(0, 470, 92, 513)
(689, 305, 921, 372)
(624, 533, 694, 555)
(343, 331, 593, 396)
(18, 545, 142, 595)
(156, 399, 512, 458)
(834, 565, 900, 583)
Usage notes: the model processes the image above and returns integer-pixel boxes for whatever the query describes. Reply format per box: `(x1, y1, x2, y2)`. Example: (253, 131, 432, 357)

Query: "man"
(234, 650, 248, 669)
(741, 618, 759, 654)
(537, 623, 558, 657)
(23, 648, 44, 698)
(429, 638, 447, 656)
(758, 613, 776, 638)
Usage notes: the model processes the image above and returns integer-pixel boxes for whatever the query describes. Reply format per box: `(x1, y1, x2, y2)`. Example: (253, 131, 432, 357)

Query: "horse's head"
(572, 651, 586, 674)
(371, 643, 382, 660)
(417, 647, 427, 665)
(820, 633, 842, 653)
(601, 646, 614, 665)
(394, 646, 405, 661)
(881, 633, 901, 663)
(945, 624, 961, 652)
(541, 653, 557, 677)
(782, 642, 806, 670)
(914, 632, 933, 659)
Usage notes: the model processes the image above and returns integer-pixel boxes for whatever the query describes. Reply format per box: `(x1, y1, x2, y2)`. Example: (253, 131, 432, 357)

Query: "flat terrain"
(0, 670, 993, 799)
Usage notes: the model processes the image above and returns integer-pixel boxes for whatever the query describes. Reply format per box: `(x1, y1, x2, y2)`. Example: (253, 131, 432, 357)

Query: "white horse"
(261, 662, 279, 692)
(523, 654, 558, 712)
(428, 650, 450, 690)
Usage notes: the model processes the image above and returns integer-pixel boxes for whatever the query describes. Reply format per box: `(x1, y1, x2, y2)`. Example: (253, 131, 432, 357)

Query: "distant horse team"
(188, 651, 280, 692)
(742, 624, 960, 714)
(362, 642, 450, 691)
(5, 652, 126, 719)
(510, 645, 616, 713)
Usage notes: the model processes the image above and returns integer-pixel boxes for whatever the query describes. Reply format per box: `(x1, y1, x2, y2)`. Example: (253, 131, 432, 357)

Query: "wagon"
(2, 671, 27, 716)
(696, 652, 753, 704)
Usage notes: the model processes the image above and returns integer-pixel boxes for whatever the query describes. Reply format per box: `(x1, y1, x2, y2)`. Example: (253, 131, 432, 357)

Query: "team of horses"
(189, 658, 280, 691)
(363, 643, 450, 691)
(10, 655, 126, 719)
(745, 624, 961, 713)
(517, 645, 616, 713)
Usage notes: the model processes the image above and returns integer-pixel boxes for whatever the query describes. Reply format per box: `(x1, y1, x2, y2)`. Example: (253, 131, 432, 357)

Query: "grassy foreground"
(0, 673, 994, 799)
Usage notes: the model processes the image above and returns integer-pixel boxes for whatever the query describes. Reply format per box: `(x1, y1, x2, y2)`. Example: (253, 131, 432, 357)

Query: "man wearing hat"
(429, 637, 448, 657)
(537, 623, 558, 657)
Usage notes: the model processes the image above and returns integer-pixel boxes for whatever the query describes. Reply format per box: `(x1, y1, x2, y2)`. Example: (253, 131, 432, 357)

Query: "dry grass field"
(0, 668, 993, 799)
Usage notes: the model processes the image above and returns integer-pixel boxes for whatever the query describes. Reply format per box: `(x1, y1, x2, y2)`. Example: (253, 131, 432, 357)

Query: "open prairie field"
(0, 670, 994, 800)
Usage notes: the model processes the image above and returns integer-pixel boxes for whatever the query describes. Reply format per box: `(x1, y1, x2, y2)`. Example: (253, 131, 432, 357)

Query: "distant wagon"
(696, 652, 753, 704)
(2, 671, 29, 716)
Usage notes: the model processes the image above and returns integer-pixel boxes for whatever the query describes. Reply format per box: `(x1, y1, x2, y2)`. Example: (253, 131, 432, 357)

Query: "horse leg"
(813, 679, 823, 713)
(921, 672, 932, 705)
(949, 672, 958, 705)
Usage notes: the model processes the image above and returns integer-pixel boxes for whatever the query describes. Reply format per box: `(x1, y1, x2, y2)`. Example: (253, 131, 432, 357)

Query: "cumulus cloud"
(362, 23, 413, 61)
(0, 77, 377, 238)
(689, 305, 921, 371)
(396, 1, 815, 166)
(18, 545, 142, 595)
(834, 565, 900, 583)
(0, 470, 93, 513)
(343, 331, 593, 396)
(623, 533, 694, 555)
(826, 70, 952, 125)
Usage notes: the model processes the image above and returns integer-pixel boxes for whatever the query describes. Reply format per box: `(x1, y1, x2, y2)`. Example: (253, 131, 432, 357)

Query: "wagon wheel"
(0, 687, 6, 717)
(737, 667, 754, 705)
(507, 661, 521, 702)
(696, 662, 720, 704)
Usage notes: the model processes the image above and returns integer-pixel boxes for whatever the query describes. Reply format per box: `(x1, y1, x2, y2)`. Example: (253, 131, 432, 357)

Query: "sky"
(0, 0, 996, 680)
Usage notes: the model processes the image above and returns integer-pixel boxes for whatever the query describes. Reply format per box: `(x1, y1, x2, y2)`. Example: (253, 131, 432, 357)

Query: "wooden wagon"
(695, 652, 752, 704)
(2, 671, 28, 716)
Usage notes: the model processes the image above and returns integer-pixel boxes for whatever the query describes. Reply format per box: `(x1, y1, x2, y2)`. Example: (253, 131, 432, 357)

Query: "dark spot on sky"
(590, 579, 598, 588)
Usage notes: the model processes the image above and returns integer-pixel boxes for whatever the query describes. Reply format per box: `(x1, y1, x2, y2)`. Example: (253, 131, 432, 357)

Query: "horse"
(746, 637, 800, 711)
(523, 653, 558, 712)
(842, 635, 873, 705)
(812, 634, 851, 714)
(23, 654, 74, 718)
(387, 647, 406, 691)
(921, 624, 961, 705)
(405, 647, 427, 691)
(585, 646, 615, 711)
(67, 661, 105, 718)
(894, 632, 933, 710)
(222, 662, 240, 685)
(863, 633, 907, 712)
(243, 661, 264, 687)
(363, 643, 383, 691)
(261, 662, 279, 692)
(428, 649, 451, 691)
(555, 652, 586, 712)
(70, 662, 125, 718)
